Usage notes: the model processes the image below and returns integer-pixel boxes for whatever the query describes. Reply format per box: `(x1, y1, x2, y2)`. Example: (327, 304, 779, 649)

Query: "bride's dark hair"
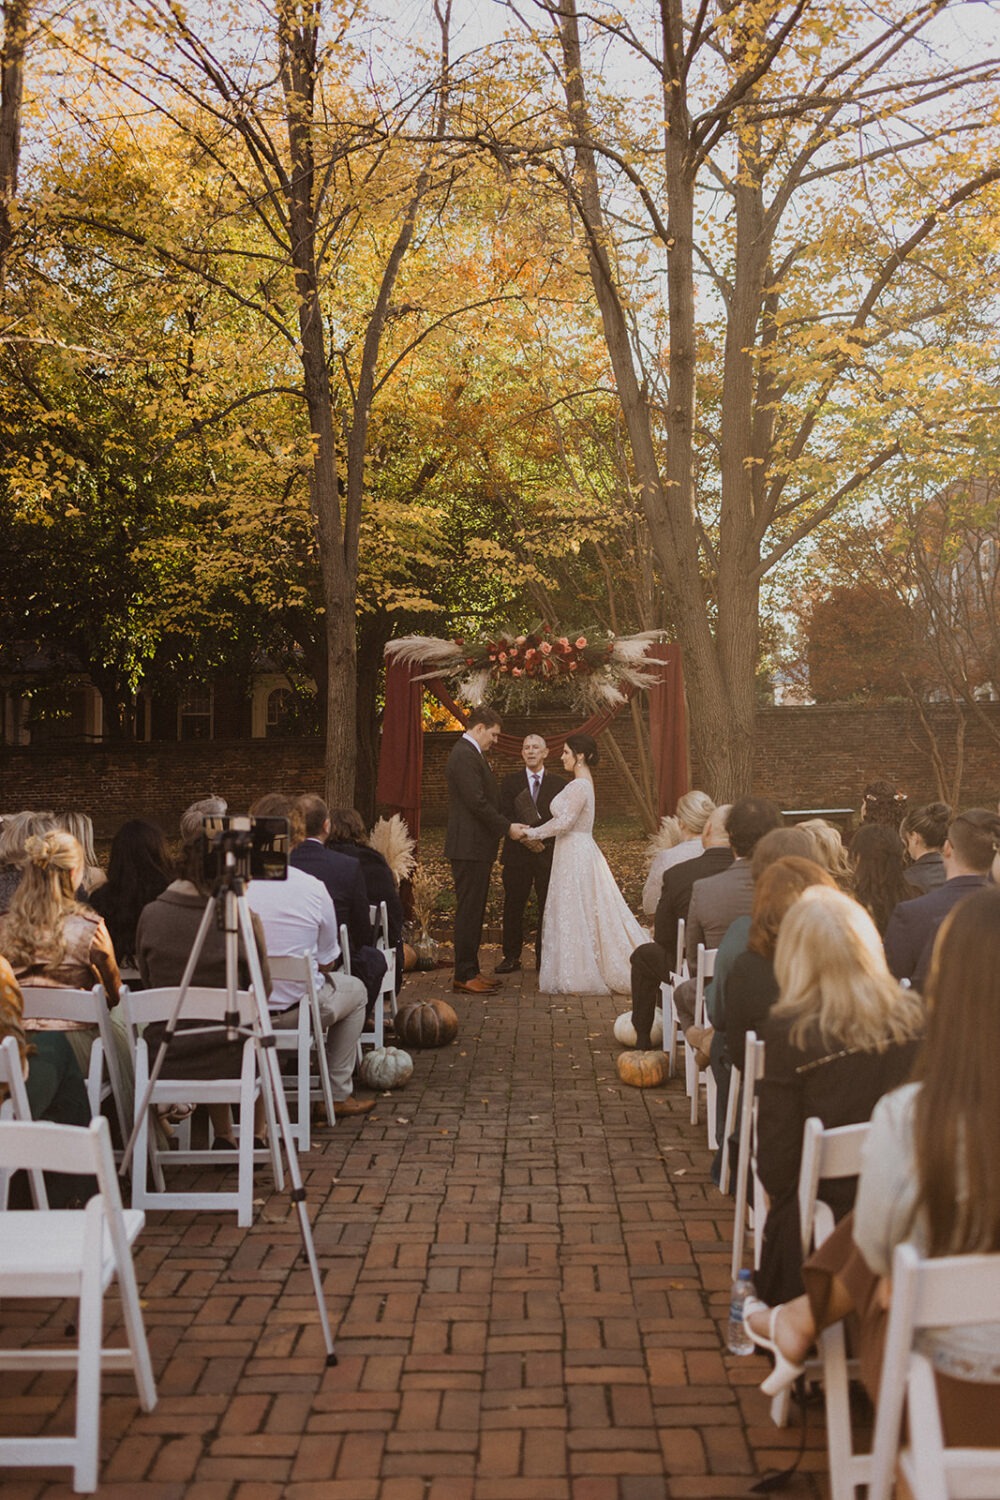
(566, 733, 599, 767)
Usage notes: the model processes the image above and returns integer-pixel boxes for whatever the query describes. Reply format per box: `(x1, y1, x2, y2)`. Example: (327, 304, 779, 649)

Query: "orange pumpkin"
(394, 997, 459, 1049)
(616, 1049, 667, 1088)
(402, 943, 418, 972)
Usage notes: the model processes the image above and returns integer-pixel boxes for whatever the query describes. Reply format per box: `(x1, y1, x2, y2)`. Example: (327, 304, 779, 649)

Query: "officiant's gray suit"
(499, 766, 566, 967)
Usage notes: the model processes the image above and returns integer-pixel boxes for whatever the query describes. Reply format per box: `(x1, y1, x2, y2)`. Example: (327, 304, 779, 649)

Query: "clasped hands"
(510, 823, 545, 853)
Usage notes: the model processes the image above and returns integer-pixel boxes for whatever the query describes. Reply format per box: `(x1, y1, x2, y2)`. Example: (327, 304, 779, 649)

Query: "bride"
(517, 733, 647, 994)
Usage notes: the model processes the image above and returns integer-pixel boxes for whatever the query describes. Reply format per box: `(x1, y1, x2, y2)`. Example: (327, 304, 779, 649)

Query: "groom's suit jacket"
(499, 769, 566, 870)
(444, 737, 510, 863)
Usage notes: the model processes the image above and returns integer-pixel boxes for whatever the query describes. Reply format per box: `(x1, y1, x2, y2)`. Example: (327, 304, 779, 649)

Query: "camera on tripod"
(198, 815, 289, 884)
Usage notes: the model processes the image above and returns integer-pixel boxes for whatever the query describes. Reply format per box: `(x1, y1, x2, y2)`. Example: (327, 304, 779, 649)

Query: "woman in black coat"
(326, 809, 405, 994)
(754, 886, 924, 1306)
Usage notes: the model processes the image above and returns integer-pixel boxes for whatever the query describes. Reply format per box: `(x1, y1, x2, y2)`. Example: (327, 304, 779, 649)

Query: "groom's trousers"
(451, 858, 493, 981)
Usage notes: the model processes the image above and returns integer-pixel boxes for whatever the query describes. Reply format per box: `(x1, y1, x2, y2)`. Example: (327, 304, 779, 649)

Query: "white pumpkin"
(613, 1007, 663, 1048)
(358, 1046, 414, 1091)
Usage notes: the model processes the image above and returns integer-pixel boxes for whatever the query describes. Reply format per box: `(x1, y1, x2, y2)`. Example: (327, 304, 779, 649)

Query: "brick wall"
(1, 701, 997, 836)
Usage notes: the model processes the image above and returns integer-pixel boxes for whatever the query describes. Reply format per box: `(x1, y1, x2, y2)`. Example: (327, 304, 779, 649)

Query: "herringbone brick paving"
(1, 956, 831, 1497)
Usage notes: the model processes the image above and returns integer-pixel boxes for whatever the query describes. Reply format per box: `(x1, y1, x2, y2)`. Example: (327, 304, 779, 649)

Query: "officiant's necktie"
(530, 774, 540, 805)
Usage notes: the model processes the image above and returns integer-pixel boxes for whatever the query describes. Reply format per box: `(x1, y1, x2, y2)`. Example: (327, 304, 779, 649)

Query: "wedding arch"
(376, 629, 689, 843)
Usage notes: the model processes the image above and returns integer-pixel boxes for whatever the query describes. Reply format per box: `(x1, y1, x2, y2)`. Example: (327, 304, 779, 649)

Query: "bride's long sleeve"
(531, 780, 589, 840)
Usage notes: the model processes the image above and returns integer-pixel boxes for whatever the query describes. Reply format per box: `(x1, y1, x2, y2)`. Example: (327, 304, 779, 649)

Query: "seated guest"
(672, 797, 783, 1039)
(700, 824, 816, 1042)
(859, 778, 907, 828)
(795, 818, 853, 889)
(899, 801, 950, 893)
(135, 796, 270, 1149)
(745, 887, 1000, 1450)
(850, 823, 912, 935)
(641, 790, 715, 916)
(753, 886, 923, 1308)
(292, 794, 387, 1016)
(247, 793, 372, 1117)
(884, 808, 1000, 990)
(89, 819, 173, 976)
(326, 808, 405, 995)
(0, 953, 96, 1204)
(685, 797, 784, 967)
(657, 804, 734, 948)
(55, 811, 106, 896)
(0, 827, 134, 1133)
(723, 856, 835, 1071)
(628, 804, 732, 1049)
(0, 809, 55, 915)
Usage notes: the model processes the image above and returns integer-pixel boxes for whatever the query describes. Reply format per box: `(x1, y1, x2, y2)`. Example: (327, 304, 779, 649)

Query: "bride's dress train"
(531, 779, 647, 994)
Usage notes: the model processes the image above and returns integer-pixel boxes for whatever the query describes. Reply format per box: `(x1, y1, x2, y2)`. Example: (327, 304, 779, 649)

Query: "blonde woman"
(0, 829, 132, 1118)
(642, 789, 716, 915)
(796, 817, 853, 890)
(55, 811, 106, 895)
(750, 886, 923, 1309)
(0, 809, 55, 915)
(745, 888, 1000, 1445)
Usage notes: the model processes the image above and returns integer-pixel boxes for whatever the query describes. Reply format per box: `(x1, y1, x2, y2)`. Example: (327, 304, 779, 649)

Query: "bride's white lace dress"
(532, 778, 648, 994)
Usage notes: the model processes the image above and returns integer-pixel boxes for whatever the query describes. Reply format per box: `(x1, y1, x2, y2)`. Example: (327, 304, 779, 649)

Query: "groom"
(445, 705, 525, 994)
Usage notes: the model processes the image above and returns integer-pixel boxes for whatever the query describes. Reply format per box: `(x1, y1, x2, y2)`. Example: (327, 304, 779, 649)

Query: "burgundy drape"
(376, 643, 690, 843)
(647, 642, 689, 818)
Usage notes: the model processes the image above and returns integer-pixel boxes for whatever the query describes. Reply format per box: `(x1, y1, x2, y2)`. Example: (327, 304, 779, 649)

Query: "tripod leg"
(235, 890, 337, 1365)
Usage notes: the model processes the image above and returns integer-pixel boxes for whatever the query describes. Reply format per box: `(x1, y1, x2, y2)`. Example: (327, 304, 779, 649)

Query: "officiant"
(496, 734, 567, 974)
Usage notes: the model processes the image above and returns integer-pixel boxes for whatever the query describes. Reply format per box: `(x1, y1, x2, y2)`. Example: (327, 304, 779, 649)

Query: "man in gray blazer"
(675, 796, 783, 1042)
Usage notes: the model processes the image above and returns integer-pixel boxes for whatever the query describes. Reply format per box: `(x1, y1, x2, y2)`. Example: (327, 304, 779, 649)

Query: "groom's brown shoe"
(453, 975, 497, 994)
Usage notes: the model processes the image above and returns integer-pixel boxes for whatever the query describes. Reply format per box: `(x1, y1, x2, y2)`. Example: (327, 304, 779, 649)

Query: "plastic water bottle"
(727, 1268, 755, 1355)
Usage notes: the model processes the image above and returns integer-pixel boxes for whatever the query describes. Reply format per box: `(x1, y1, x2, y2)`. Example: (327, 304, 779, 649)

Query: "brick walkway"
(2, 956, 832, 1498)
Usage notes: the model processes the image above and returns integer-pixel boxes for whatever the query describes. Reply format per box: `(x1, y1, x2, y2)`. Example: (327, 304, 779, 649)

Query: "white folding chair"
(662, 917, 689, 1075)
(730, 1031, 767, 1279)
(354, 917, 388, 1060)
(770, 1116, 871, 1487)
(0, 1035, 47, 1207)
(0, 1116, 157, 1492)
(372, 900, 399, 1023)
(268, 952, 336, 1149)
(868, 1243, 1000, 1500)
(123, 986, 280, 1227)
(684, 944, 717, 1138)
(19, 984, 128, 1147)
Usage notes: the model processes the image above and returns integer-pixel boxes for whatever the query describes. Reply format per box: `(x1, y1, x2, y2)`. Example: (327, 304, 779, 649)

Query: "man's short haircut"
(295, 793, 329, 839)
(250, 791, 304, 846)
(750, 825, 816, 880)
(946, 808, 1000, 873)
(705, 804, 732, 840)
(726, 796, 783, 859)
(468, 705, 502, 730)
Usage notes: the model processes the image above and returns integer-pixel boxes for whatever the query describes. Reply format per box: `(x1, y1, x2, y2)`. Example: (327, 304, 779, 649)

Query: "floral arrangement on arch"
(386, 625, 666, 709)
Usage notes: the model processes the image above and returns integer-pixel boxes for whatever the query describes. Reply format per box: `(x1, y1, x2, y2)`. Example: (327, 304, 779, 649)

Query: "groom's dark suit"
(499, 767, 566, 966)
(445, 735, 511, 982)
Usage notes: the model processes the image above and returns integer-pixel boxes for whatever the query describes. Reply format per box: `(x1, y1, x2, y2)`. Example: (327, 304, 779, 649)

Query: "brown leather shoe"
(333, 1095, 376, 1117)
(453, 975, 498, 994)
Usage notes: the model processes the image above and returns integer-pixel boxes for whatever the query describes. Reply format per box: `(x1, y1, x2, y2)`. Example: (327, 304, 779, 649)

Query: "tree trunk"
(0, 0, 29, 292)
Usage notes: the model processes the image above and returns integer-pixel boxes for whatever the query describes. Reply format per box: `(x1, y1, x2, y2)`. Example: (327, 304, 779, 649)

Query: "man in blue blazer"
(445, 706, 526, 993)
(884, 808, 998, 990)
(291, 795, 388, 1011)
